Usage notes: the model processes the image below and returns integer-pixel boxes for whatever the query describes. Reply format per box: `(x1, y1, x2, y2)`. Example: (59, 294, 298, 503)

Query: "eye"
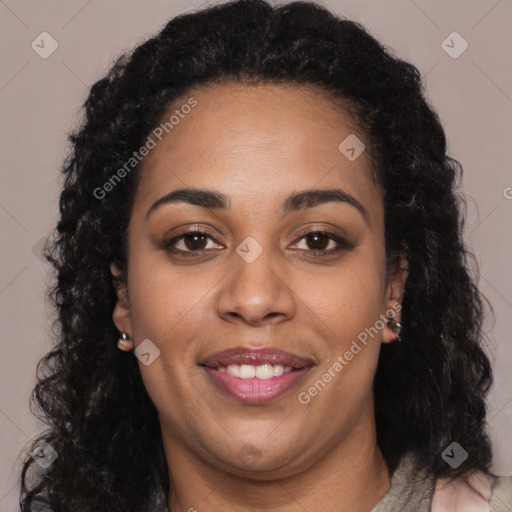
(163, 228, 224, 256)
(162, 227, 352, 258)
(291, 230, 352, 255)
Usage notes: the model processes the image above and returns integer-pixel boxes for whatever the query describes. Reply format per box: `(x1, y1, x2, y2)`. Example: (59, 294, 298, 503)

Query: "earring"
(117, 332, 134, 351)
(386, 312, 403, 342)
(391, 321, 402, 342)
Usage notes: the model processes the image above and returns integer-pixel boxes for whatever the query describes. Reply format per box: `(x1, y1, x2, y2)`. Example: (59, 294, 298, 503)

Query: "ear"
(382, 253, 408, 344)
(110, 262, 133, 350)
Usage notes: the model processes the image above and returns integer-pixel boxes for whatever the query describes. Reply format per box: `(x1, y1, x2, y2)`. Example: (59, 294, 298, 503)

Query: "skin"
(111, 82, 408, 512)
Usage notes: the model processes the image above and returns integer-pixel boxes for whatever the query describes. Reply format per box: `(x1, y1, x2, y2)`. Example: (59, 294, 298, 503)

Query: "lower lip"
(202, 367, 311, 405)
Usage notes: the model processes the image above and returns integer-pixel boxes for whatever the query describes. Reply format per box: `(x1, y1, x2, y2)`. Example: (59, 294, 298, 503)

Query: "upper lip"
(200, 347, 316, 369)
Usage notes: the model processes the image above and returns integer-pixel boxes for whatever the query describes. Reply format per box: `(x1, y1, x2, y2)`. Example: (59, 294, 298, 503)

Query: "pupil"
(308, 233, 328, 250)
(185, 233, 207, 250)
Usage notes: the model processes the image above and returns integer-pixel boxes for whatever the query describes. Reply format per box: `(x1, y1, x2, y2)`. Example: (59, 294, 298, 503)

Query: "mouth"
(199, 347, 315, 405)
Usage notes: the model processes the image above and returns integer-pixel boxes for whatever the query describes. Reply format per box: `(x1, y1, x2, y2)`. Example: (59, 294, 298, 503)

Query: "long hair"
(20, 1, 493, 510)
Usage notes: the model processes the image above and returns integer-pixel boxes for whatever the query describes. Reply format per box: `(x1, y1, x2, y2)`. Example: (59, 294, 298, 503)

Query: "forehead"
(133, 82, 382, 224)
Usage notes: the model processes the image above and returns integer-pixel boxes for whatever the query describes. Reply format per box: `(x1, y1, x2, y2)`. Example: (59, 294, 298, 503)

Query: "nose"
(216, 244, 296, 327)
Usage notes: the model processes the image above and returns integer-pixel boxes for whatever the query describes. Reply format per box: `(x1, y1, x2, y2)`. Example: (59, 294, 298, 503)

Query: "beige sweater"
(370, 451, 512, 511)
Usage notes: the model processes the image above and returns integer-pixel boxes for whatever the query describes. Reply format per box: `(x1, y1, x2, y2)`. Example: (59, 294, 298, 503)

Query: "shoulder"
(489, 474, 512, 511)
(431, 469, 512, 511)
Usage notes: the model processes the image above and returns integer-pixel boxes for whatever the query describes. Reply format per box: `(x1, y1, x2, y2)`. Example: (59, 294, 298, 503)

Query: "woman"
(19, 0, 512, 510)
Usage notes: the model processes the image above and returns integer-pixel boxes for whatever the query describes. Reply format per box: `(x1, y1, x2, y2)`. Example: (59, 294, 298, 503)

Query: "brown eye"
(291, 230, 352, 255)
(304, 232, 330, 251)
(182, 233, 208, 251)
(163, 228, 224, 256)
(162, 228, 351, 259)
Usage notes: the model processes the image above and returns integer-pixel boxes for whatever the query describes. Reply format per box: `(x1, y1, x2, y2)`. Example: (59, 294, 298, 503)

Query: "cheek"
(125, 252, 212, 420)
(127, 248, 217, 341)
(298, 252, 386, 342)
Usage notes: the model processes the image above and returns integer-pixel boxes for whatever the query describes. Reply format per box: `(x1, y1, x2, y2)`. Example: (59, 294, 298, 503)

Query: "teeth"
(226, 364, 240, 377)
(239, 364, 256, 379)
(217, 363, 294, 379)
(256, 363, 274, 379)
(273, 365, 284, 377)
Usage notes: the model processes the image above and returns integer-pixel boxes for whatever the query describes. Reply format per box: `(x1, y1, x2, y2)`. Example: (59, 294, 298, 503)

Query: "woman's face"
(113, 82, 407, 477)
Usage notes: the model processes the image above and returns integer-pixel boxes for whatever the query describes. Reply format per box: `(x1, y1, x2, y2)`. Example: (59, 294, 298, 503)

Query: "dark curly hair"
(20, 0, 495, 510)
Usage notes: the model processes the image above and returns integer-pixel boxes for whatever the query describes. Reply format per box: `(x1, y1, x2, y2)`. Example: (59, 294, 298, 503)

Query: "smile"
(200, 347, 315, 405)
(218, 363, 292, 378)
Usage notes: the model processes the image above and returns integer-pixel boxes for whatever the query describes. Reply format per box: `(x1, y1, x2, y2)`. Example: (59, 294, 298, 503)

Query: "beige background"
(1, 0, 511, 509)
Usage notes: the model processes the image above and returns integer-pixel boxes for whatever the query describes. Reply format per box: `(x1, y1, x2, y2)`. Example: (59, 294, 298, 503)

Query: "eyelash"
(162, 227, 352, 258)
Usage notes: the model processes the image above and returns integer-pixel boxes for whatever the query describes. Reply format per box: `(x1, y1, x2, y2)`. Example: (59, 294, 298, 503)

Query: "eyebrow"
(145, 187, 368, 222)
